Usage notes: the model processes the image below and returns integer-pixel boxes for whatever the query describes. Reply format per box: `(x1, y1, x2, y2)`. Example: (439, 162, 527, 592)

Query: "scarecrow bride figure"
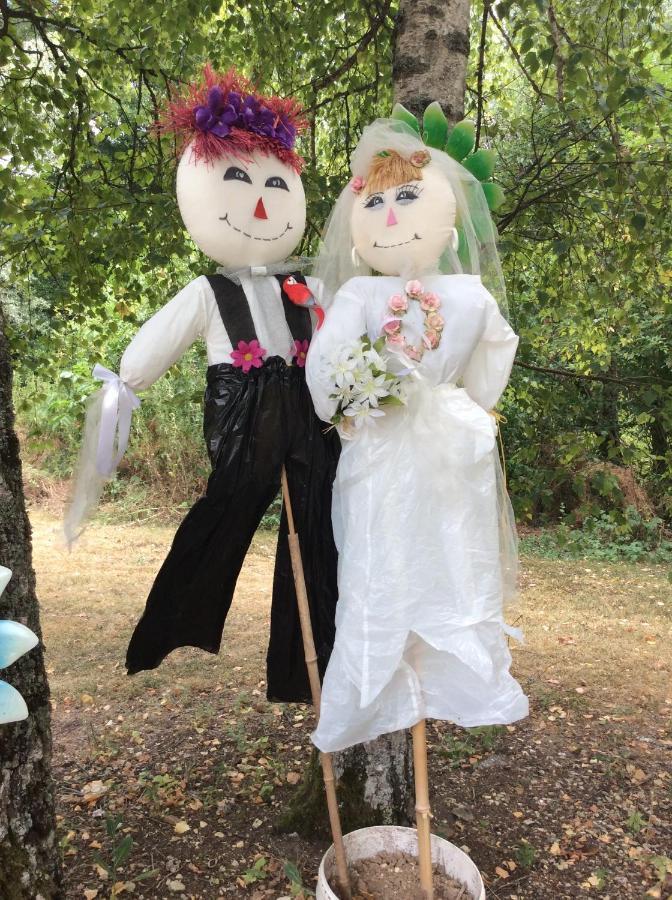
(65, 68, 339, 703)
(306, 118, 529, 754)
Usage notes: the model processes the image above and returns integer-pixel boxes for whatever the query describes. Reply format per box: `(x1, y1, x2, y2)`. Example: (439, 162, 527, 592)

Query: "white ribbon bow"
(93, 365, 140, 477)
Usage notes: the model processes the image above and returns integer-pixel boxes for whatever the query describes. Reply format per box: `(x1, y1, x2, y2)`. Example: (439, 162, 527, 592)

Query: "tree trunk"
(393, 0, 471, 124)
(279, 732, 414, 837)
(0, 307, 61, 899)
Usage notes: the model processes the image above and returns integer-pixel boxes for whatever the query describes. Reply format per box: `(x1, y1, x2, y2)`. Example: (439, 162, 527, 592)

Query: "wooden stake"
(412, 718, 434, 900)
(281, 467, 351, 900)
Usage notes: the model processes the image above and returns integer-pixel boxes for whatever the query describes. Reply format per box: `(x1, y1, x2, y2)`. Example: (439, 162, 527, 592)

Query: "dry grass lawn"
(30, 507, 672, 899)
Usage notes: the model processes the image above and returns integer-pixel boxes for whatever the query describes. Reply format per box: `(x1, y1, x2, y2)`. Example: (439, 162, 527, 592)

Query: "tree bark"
(0, 306, 61, 899)
(279, 732, 414, 837)
(393, 0, 471, 124)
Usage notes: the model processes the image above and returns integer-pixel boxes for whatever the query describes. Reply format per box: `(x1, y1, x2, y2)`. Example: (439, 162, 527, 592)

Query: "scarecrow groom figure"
(67, 67, 339, 703)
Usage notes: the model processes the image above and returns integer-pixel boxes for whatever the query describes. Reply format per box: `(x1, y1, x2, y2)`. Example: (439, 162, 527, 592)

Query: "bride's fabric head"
(315, 118, 507, 312)
(350, 148, 457, 277)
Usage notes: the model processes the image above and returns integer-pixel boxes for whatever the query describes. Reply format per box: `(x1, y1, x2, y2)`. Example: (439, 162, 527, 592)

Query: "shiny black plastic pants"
(125, 356, 340, 703)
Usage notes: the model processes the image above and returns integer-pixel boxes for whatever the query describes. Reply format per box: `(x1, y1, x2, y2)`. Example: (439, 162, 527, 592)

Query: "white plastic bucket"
(317, 825, 486, 899)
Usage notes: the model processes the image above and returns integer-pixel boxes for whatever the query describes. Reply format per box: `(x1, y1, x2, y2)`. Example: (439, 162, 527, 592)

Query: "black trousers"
(125, 356, 340, 702)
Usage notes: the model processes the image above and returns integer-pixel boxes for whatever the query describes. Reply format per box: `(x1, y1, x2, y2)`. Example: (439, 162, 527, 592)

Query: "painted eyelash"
(362, 193, 383, 208)
(396, 183, 423, 199)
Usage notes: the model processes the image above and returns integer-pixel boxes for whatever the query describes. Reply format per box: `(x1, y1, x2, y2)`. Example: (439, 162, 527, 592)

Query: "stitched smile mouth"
(219, 212, 293, 242)
(373, 233, 421, 249)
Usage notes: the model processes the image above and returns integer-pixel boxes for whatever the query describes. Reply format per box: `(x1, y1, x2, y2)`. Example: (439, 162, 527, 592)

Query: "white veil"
(313, 116, 520, 615)
(314, 118, 508, 316)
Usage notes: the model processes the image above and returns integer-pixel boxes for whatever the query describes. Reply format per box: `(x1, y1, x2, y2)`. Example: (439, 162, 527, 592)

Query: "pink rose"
(423, 330, 441, 350)
(410, 149, 431, 168)
(405, 345, 423, 361)
(420, 291, 440, 311)
(350, 175, 366, 193)
(386, 333, 405, 348)
(383, 317, 402, 335)
(388, 293, 408, 313)
(426, 311, 444, 330)
(405, 280, 423, 297)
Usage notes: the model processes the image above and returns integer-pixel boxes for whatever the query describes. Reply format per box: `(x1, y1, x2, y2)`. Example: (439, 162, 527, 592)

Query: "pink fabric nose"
(386, 207, 398, 226)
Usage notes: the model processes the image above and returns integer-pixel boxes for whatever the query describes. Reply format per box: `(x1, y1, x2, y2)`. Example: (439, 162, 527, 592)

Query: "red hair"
(159, 65, 307, 172)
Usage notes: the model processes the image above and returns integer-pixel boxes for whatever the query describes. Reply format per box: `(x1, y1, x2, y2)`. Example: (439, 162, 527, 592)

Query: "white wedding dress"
(306, 273, 529, 753)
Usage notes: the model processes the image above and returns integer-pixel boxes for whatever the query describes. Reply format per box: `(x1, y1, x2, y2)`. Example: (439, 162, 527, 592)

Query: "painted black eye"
(363, 194, 384, 209)
(265, 175, 289, 191)
(396, 186, 420, 204)
(223, 166, 252, 184)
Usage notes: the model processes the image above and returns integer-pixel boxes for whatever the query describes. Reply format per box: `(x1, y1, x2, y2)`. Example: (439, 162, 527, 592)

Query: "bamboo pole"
(281, 467, 351, 900)
(412, 718, 434, 900)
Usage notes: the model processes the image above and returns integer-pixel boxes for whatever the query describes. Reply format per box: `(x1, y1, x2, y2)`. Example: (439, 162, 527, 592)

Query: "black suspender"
(205, 274, 258, 347)
(275, 273, 313, 344)
(206, 271, 313, 350)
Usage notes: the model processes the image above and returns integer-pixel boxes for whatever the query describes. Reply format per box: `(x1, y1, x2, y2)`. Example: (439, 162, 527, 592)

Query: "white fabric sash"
(93, 365, 140, 476)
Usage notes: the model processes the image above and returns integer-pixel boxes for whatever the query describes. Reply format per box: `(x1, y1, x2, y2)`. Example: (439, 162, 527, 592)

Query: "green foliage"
(626, 810, 647, 834)
(2, 0, 671, 558)
(477, 0, 672, 529)
(439, 725, 504, 768)
(284, 860, 316, 897)
(520, 508, 672, 563)
(515, 840, 537, 869)
(241, 857, 270, 885)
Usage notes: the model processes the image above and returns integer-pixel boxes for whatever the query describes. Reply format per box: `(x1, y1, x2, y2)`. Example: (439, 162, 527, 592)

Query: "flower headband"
(160, 65, 307, 172)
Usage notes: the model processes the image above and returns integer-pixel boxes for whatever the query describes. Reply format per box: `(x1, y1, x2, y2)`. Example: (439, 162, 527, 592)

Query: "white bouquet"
(328, 335, 407, 437)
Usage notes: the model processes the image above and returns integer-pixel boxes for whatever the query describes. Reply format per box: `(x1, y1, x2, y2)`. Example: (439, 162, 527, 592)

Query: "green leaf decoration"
(463, 148, 496, 182)
(391, 102, 420, 134)
(445, 120, 475, 161)
(482, 182, 506, 211)
(422, 101, 448, 149)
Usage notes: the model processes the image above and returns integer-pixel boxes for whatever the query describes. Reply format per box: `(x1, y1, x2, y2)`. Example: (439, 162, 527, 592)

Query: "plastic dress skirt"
(306, 274, 529, 752)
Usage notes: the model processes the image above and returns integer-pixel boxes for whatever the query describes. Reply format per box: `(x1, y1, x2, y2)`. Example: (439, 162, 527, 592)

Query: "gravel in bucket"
(330, 850, 475, 900)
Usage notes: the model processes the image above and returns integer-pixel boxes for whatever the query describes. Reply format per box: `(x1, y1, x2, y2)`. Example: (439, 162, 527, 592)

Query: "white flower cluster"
(328, 335, 407, 437)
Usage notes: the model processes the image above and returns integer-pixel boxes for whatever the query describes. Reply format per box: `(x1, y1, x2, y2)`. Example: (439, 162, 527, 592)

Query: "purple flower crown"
(160, 66, 307, 169)
(194, 86, 297, 151)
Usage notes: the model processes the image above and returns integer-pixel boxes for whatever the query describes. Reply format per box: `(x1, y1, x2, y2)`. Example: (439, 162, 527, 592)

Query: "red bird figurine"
(282, 275, 325, 330)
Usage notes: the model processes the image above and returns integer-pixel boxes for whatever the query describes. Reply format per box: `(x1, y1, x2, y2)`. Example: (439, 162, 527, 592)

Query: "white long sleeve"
(462, 290, 519, 411)
(120, 276, 211, 392)
(305, 280, 367, 423)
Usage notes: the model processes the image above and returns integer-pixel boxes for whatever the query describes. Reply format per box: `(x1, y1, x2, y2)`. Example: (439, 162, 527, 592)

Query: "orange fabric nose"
(254, 197, 268, 219)
(386, 207, 398, 226)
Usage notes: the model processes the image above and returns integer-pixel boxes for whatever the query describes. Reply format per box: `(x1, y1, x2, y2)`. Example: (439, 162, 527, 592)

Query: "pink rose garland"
(381, 281, 444, 362)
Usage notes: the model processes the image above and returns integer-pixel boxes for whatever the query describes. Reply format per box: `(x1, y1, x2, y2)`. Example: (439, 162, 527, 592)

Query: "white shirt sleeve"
(119, 276, 210, 391)
(462, 287, 519, 411)
(306, 279, 368, 423)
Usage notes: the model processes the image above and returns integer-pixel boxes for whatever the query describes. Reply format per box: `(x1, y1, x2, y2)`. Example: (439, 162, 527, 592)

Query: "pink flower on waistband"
(231, 339, 266, 373)
(292, 338, 310, 367)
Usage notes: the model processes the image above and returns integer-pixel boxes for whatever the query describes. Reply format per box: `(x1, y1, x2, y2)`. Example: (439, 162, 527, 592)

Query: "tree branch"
(475, 0, 491, 150)
(296, 0, 393, 94)
(514, 360, 672, 388)
(490, 9, 551, 101)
